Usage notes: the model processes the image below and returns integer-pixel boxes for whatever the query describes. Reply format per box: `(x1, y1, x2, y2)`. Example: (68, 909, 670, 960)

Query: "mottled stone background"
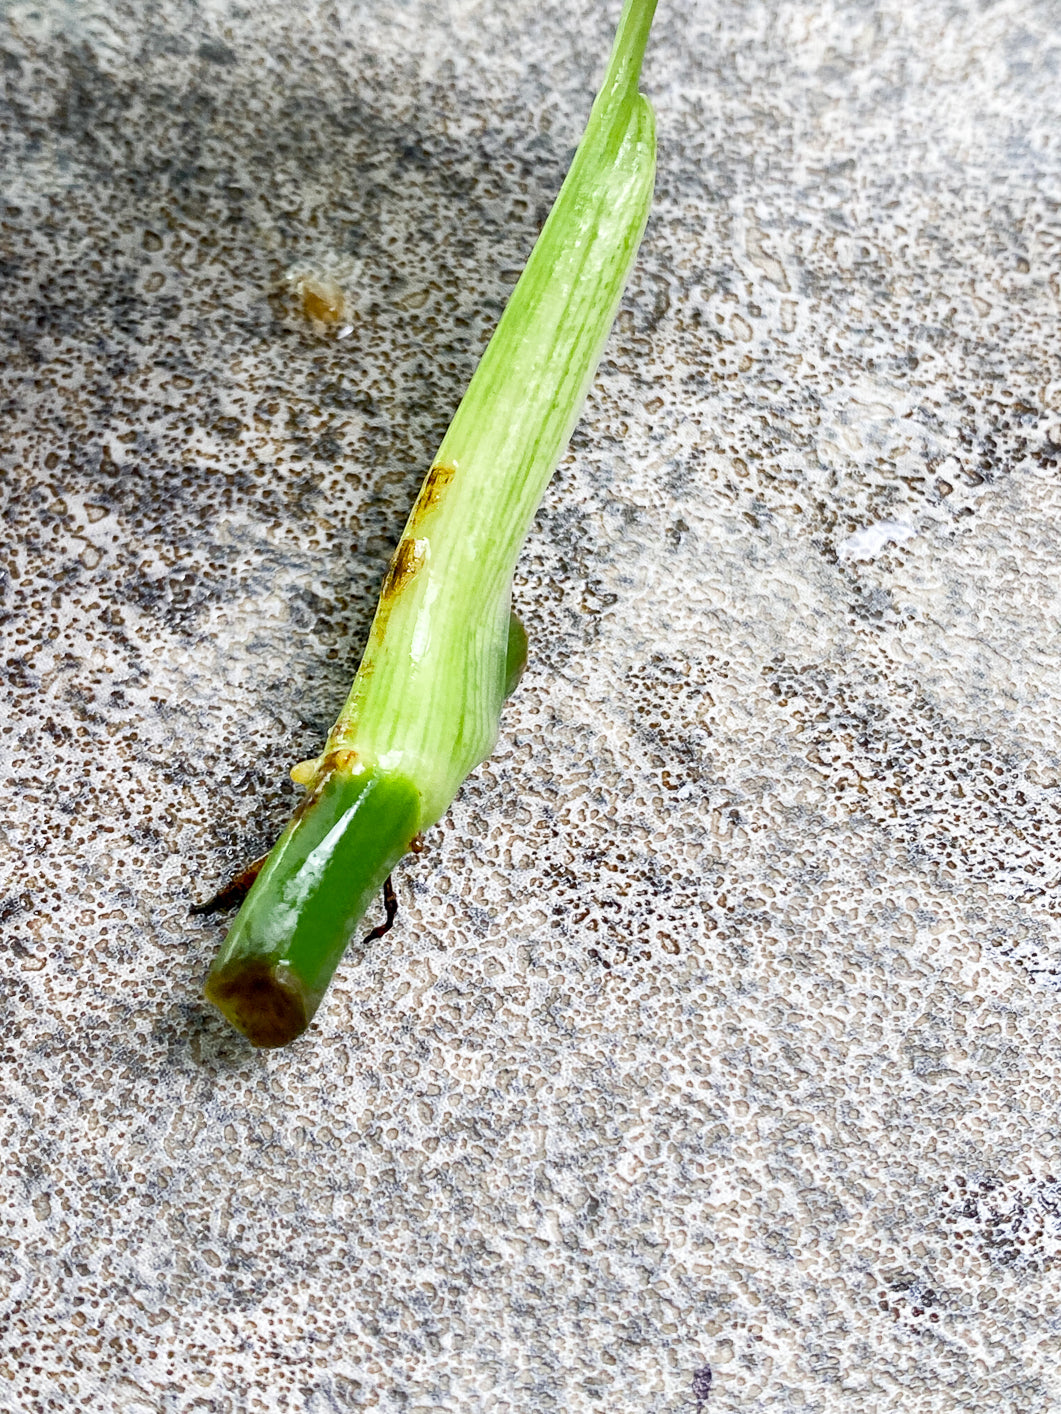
(2, 0, 1061, 1409)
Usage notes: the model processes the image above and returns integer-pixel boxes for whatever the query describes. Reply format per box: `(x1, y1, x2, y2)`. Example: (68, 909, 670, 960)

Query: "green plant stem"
(203, 0, 659, 1047)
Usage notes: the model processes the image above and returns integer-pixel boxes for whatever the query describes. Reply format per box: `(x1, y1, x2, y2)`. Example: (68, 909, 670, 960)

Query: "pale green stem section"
(322, 0, 658, 828)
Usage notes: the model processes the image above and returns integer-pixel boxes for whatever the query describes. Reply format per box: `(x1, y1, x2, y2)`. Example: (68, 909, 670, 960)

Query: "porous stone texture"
(2, 0, 1060, 1408)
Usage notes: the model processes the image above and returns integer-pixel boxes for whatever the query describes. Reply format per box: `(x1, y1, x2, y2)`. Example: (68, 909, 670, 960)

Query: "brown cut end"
(204, 959, 313, 1048)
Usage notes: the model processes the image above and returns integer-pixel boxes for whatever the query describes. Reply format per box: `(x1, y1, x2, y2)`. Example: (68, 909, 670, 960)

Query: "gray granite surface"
(3, 0, 1061, 1408)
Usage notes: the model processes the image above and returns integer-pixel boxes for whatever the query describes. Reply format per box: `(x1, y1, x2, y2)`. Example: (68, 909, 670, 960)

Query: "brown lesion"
(373, 462, 453, 616)
(204, 959, 313, 1048)
(313, 747, 359, 782)
(410, 460, 456, 525)
(291, 745, 362, 797)
(381, 535, 426, 601)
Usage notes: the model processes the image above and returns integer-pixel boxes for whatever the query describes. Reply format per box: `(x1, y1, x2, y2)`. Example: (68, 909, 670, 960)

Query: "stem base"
(203, 755, 421, 1046)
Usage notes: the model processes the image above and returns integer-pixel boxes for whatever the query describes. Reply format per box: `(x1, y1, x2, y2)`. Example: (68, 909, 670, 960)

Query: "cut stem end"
(204, 959, 314, 1048)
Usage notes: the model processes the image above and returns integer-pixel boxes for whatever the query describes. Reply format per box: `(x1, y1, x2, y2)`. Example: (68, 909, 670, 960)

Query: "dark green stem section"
(204, 753, 420, 1047)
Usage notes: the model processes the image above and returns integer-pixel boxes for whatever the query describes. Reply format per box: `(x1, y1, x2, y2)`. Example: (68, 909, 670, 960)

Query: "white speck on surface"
(840, 519, 919, 560)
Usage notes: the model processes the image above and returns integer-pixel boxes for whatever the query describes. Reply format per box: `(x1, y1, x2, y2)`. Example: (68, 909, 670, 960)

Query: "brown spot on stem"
(317, 747, 359, 777)
(204, 959, 313, 1048)
(289, 747, 361, 806)
(410, 460, 456, 523)
(382, 536, 426, 600)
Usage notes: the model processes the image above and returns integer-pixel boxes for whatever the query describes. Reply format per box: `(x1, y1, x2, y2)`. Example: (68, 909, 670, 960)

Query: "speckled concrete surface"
(2, 0, 1061, 1409)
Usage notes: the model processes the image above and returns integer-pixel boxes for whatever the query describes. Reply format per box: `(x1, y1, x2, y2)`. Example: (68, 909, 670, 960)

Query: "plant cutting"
(202, 0, 659, 1046)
